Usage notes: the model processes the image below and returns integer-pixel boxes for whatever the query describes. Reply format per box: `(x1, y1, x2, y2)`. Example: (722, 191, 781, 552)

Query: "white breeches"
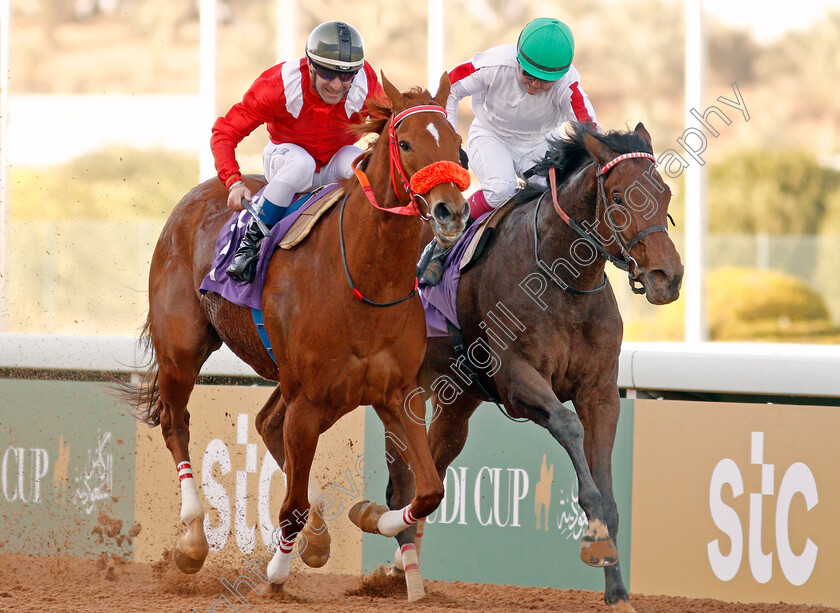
(260, 142, 363, 209)
(465, 122, 557, 207)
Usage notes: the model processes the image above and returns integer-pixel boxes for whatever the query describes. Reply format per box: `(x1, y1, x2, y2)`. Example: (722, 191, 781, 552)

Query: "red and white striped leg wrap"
(267, 535, 295, 584)
(177, 461, 194, 481)
(177, 461, 203, 524)
(401, 543, 419, 572)
(415, 518, 425, 561)
(401, 543, 425, 601)
(377, 504, 418, 537)
(277, 535, 296, 554)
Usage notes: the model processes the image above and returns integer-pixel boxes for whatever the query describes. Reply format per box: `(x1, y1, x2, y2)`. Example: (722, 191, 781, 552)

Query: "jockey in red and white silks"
(210, 20, 385, 284)
(211, 57, 382, 199)
(447, 43, 599, 215)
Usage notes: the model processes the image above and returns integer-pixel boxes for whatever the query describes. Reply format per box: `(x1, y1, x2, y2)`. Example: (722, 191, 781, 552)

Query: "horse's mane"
(349, 86, 438, 143)
(527, 122, 653, 184)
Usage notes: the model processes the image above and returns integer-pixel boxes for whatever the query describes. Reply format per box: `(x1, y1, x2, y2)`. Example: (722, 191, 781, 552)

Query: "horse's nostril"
(433, 203, 452, 222)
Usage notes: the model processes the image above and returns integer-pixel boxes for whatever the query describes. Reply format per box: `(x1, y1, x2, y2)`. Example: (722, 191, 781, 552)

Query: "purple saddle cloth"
(199, 184, 342, 310)
(419, 210, 492, 337)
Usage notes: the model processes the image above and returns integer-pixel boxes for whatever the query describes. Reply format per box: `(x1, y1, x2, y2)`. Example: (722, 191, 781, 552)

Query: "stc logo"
(708, 432, 818, 586)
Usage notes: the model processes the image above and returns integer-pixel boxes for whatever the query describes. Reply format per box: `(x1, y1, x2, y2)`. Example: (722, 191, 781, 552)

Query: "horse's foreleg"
(578, 391, 633, 610)
(503, 361, 617, 568)
(266, 400, 321, 586)
(383, 392, 478, 556)
(384, 393, 480, 600)
(257, 388, 329, 569)
(377, 423, 424, 600)
(363, 389, 443, 538)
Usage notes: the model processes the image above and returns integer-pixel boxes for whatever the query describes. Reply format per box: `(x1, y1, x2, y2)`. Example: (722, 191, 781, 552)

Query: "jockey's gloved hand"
(227, 180, 252, 212)
(459, 147, 469, 170)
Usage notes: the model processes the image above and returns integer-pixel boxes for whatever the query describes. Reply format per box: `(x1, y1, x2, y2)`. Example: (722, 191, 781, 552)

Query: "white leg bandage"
(178, 462, 204, 524)
(401, 543, 425, 602)
(267, 535, 295, 584)
(377, 504, 417, 538)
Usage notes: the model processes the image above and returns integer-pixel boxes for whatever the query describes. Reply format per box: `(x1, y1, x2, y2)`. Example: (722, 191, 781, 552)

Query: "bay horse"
(380, 123, 684, 610)
(118, 73, 469, 586)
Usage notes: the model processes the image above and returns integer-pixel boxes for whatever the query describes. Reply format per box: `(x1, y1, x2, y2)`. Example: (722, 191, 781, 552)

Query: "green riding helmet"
(516, 17, 575, 81)
(305, 21, 365, 73)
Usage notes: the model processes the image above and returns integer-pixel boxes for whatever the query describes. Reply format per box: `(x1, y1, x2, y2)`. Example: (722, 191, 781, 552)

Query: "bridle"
(343, 103, 470, 306)
(535, 151, 670, 295)
(351, 104, 470, 218)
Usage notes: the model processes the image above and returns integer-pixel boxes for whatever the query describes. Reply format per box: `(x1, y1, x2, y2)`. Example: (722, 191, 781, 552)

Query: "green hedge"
(708, 150, 840, 235)
(624, 267, 840, 342)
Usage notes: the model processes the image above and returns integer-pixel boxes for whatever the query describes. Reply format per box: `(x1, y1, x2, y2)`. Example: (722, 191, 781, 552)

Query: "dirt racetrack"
(0, 553, 838, 613)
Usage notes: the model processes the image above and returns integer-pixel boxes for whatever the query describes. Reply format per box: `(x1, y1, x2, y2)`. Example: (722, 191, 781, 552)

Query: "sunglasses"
(312, 64, 358, 83)
(520, 68, 550, 85)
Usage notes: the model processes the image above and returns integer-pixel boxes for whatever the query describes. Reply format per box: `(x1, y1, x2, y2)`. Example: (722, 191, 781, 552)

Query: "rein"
(338, 192, 420, 307)
(539, 152, 668, 294)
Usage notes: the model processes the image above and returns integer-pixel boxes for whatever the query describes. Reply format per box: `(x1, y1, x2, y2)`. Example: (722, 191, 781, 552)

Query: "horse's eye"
(399, 140, 411, 152)
(612, 194, 622, 204)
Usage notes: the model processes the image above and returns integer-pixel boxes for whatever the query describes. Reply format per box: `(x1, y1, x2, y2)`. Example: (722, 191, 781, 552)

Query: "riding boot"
(417, 239, 453, 286)
(226, 216, 268, 283)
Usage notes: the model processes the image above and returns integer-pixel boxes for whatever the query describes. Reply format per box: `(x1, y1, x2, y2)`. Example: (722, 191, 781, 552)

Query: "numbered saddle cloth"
(420, 203, 514, 337)
(199, 183, 344, 310)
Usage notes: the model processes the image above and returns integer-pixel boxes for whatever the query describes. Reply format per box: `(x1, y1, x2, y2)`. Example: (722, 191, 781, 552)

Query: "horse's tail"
(114, 316, 162, 427)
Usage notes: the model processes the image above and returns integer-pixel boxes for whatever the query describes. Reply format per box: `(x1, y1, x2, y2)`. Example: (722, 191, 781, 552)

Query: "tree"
(707, 150, 840, 235)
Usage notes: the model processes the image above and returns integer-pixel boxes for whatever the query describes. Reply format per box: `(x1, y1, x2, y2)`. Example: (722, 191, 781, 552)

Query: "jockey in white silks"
(418, 17, 600, 286)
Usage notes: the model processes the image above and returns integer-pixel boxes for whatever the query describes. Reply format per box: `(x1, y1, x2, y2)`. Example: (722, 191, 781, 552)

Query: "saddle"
(279, 186, 345, 249)
(458, 198, 516, 271)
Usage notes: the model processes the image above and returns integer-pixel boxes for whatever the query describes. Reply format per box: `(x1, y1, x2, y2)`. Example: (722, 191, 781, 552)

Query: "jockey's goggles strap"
(597, 152, 656, 175)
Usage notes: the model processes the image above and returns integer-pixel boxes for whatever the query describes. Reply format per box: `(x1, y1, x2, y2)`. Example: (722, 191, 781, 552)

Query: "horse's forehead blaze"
(398, 114, 457, 162)
(425, 122, 441, 146)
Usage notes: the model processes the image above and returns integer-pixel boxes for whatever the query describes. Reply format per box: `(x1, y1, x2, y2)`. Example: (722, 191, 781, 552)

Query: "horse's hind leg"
(501, 360, 618, 568)
(149, 266, 220, 573)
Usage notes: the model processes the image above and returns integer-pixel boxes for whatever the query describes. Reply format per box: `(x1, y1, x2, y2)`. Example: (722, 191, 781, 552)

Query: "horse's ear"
(581, 128, 611, 165)
(634, 122, 652, 147)
(433, 72, 451, 108)
(380, 72, 403, 111)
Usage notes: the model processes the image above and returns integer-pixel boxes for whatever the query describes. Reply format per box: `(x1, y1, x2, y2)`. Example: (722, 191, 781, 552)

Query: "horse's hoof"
(348, 500, 388, 534)
(174, 517, 209, 574)
(173, 546, 206, 574)
(300, 516, 331, 568)
(580, 535, 618, 567)
(610, 599, 636, 612)
(386, 565, 405, 578)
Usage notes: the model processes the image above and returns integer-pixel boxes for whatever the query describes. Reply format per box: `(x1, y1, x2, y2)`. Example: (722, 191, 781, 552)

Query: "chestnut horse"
(118, 74, 469, 586)
(380, 123, 684, 610)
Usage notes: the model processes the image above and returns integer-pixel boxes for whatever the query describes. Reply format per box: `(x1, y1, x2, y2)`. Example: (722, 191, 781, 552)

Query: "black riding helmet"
(305, 21, 365, 73)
